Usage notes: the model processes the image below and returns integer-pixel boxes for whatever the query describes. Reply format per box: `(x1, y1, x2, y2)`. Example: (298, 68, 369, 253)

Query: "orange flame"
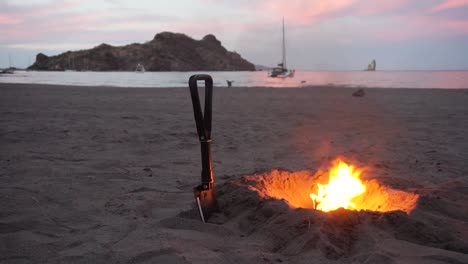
(310, 160, 366, 212)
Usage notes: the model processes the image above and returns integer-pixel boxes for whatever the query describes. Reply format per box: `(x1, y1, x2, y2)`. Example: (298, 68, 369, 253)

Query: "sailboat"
(268, 18, 295, 78)
(135, 63, 145, 73)
(1, 55, 15, 74)
(365, 59, 376, 71)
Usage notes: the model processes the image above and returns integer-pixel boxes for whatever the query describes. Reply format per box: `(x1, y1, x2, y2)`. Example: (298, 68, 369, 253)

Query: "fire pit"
(173, 157, 467, 260)
(238, 158, 419, 214)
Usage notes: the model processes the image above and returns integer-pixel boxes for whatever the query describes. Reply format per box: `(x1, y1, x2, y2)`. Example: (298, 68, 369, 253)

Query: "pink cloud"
(442, 19, 468, 33)
(353, 0, 410, 15)
(245, 0, 416, 26)
(376, 15, 468, 41)
(0, 1, 165, 44)
(0, 0, 84, 37)
(0, 11, 109, 42)
(2, 0, 468, 51)
(0, 14, 22, 25)
(0, 0, 83, 19)
(429, 0, 468, 13)
(255, 1, 468, 41)
(260, 0, 358, 25)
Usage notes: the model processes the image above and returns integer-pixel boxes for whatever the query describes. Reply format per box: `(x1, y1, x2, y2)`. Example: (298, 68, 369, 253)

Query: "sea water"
(1, 70, 468, 89)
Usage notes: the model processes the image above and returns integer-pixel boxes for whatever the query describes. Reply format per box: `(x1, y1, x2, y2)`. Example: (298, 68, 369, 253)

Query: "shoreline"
(1, 82, 468, 90)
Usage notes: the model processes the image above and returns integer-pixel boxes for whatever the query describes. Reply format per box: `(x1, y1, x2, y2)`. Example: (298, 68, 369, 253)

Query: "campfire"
(243, 158, 419, 214)
(310, 160, 366, 212)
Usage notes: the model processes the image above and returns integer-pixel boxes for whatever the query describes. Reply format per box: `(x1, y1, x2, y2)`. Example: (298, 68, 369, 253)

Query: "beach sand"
(1, 83, 467, 263)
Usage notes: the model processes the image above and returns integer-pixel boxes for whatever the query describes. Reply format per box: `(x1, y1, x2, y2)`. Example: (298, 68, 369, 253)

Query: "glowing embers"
(244, 159, 419, 214)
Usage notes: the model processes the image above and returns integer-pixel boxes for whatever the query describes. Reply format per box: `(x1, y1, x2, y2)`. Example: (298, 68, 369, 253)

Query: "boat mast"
(282, 17, 286, 69)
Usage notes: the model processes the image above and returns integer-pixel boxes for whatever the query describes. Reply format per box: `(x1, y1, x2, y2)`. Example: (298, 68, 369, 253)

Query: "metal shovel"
(189, 74, 218, 222)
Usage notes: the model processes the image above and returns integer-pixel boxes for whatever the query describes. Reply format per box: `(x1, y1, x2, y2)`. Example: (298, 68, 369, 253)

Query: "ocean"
(1, 70, 468, 89)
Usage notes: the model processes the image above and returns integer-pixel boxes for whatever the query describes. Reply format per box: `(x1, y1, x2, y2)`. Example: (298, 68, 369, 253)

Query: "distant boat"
(0, 68, 15, 74)
(135, 63, 145, 73)
(365, 59, 376, 71)
(268, 18, 295, 78)
(1, 55, 15, 74)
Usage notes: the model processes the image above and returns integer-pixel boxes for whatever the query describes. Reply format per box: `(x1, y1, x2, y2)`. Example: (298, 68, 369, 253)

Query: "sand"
(0, 83, 467, 263)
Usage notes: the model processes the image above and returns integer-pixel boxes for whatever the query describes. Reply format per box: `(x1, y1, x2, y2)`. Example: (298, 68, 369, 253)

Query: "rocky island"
(28, 32, 255, 71)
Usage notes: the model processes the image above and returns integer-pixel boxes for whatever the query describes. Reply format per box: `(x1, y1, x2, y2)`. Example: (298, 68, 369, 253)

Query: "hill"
(28, 32, 255, 71)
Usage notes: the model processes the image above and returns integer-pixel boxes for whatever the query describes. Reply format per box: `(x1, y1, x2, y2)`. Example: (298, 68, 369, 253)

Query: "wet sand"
(1, 83, 467, 263)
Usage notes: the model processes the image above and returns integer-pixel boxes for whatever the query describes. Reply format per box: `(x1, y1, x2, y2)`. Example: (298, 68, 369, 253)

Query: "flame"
(310, 160, 366, 212)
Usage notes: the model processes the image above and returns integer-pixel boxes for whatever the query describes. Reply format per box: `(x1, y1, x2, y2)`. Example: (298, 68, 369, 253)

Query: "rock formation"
(28, 32, 256, 71)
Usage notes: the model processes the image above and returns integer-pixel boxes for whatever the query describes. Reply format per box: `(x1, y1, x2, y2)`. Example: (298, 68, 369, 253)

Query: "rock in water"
(28, 32, 256, 72)
(352, 89, 365, 97)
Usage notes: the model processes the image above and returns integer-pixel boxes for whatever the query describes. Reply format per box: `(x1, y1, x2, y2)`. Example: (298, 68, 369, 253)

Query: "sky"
(1, 0, 468, 70)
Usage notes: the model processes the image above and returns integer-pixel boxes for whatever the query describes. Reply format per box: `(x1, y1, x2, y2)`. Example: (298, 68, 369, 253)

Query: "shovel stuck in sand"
(189, 74, 219, 222)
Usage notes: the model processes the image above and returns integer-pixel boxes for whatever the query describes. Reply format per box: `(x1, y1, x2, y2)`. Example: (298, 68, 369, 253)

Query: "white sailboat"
(268, 18, 295, 78)
(135, 63, 145, 73)
(365, 59, 376, 71)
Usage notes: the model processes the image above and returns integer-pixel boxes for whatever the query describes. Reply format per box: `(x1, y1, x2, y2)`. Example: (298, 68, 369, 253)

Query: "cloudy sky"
(1, 0, 468, 70)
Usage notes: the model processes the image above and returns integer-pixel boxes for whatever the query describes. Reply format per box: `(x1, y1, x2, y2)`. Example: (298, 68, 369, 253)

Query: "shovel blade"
(193, 186, 218, 222)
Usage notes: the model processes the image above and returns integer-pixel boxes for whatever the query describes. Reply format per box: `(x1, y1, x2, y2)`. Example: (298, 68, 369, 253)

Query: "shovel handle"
(189, 75, 214, 189)
(189, 75, 213, 141)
